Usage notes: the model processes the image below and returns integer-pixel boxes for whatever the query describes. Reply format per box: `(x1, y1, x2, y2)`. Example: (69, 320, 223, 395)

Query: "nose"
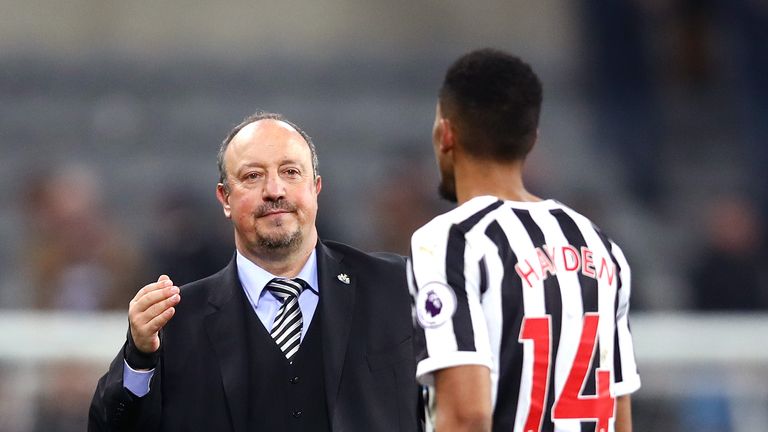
(262, 173, 286, 201)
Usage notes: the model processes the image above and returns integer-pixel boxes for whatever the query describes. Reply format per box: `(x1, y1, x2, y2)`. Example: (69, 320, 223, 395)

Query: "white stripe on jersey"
(409, 195, 640, 432)
(610, 241, 641, 396)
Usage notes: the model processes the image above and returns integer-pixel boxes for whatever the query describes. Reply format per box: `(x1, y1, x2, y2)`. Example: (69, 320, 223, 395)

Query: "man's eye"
(285, 169, 300, 176)
(245, 172, 261, 180)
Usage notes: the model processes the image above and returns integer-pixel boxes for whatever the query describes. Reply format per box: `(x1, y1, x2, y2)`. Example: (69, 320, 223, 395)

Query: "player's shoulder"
(548, 200, 623, 249)
(548, 200, 594, 226)
(413, 196, 502, 245)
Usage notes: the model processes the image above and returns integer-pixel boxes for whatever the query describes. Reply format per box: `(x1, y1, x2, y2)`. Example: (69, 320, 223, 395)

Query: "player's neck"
(454, 156, 540, 205)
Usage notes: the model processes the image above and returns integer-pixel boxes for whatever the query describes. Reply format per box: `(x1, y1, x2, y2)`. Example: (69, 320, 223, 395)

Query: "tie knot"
(266, 278, 306, 301)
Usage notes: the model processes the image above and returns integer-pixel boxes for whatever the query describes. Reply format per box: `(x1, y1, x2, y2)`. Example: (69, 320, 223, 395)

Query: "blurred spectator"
(664, 0, 717, 90)
(0, 365, 28, 432)
(147, 186, 232, 285)
(722, 0, 768, 222)
(578, 0, 665, 206)
(23, 164, 143, 310)
(689, 196, 768, 310)
(33, 362, 100, 432)
(367, 155, 447, 255)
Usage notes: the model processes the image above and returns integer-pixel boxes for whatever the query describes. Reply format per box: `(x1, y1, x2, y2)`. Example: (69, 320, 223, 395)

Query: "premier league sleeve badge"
(415, 282, 457, 328)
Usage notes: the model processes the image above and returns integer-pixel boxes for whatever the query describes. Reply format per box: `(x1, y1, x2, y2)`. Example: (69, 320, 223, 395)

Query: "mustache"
(255, 200, 297, 217)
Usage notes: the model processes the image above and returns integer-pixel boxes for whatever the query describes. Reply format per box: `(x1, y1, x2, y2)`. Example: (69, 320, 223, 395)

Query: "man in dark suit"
(89, 112, 420, 431)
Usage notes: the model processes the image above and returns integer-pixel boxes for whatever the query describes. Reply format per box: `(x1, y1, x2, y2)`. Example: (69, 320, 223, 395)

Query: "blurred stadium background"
(0, 1, 766, 430)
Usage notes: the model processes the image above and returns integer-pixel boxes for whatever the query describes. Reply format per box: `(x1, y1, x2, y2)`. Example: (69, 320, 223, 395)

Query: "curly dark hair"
(440, 48, 543, 161)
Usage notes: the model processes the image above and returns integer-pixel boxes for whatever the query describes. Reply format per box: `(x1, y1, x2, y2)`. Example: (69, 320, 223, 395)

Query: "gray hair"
(217, 111, 319, 191)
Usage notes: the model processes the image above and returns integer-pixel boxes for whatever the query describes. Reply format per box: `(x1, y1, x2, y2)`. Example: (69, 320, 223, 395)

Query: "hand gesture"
(128, 275, 181, 354)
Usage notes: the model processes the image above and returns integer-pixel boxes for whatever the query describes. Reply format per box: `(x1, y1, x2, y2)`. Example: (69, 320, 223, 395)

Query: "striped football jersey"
(409, 195, 641, 432)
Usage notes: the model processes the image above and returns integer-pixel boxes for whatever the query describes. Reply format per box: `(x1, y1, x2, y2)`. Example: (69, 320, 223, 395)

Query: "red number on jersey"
(519, 313, 615, 432)
(519, 317, 552, 432)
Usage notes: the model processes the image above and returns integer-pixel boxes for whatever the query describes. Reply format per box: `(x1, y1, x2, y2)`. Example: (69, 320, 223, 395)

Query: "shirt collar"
(236, 249, 319, 304)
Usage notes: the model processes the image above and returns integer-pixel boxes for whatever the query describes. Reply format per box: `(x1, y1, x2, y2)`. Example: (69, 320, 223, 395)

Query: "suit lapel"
(317, 242, 356, 426)
(204, 258, 248, 432)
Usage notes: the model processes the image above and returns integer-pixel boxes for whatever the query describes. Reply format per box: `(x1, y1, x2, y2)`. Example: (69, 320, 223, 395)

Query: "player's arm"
(615, 395, 632, 432)
(434, 365, 492, 432)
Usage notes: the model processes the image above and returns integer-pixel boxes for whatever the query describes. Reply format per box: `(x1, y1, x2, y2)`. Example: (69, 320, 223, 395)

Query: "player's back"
(409, 195, 641, 432)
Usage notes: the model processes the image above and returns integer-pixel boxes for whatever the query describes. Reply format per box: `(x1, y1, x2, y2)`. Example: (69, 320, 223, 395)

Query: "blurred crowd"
(9, 154, 768, 317)
(579, 0, 768, 313)
(3, 0, 765, 315)
(14, 164, 233, 313)
(0, 1, 766, 431)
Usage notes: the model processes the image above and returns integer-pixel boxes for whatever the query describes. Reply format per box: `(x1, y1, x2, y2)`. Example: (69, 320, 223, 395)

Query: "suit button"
(289, 376, 300, 384)
(292, 410, 302, 418)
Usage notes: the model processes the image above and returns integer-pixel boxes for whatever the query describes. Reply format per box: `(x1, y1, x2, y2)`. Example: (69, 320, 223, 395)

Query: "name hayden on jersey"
(514, 245, 616, 288)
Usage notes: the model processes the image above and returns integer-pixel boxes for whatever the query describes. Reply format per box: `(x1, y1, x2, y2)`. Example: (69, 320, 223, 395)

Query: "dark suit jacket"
(89, 241, 420, 431)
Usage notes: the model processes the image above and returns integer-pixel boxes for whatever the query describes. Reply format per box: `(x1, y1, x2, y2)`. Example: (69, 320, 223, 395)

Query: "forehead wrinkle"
(225, 119, 314, 179)
(229, 139, 311, 174)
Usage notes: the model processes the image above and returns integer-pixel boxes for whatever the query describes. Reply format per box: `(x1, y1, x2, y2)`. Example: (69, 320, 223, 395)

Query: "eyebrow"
(235, 159, 306, 172)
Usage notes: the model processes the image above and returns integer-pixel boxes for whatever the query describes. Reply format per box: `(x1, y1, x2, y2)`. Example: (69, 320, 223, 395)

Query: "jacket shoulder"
(322, 240, 406, 268)
(174, 260, 236, 310)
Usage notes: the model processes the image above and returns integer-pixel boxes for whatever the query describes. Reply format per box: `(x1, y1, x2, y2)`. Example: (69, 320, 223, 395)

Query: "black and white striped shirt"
(409, 196, 640, 432)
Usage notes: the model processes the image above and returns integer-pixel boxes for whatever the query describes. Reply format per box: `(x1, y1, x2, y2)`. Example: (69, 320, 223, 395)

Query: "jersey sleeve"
(610, 241, 641, 396)
(409, 222, 493, 386)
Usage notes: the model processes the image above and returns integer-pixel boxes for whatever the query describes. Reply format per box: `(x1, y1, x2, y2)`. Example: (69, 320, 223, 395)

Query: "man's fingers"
(131, 276, 175, 303)
(140, 293, 181, 326)
(127, 275, 178, 353)
(130, 293, 180, 352)
(144, 306, 176, 334)
(131, 285, 180, 314)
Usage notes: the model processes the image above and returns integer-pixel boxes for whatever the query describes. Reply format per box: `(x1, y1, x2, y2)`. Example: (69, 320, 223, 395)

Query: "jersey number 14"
(519, 313, 615, 432)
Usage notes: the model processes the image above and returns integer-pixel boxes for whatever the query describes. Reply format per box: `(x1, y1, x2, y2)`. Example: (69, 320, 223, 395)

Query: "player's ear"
(216, 183, 232, 219)
(438, 118, 456, 154)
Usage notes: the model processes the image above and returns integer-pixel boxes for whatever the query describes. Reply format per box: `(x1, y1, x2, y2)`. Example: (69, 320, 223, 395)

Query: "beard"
(258, 227, 302, 251)
(254, 199, 303, 252)
(437, 170, 458, 203)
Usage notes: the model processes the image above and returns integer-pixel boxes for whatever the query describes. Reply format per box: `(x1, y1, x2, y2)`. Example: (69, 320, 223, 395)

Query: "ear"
(314, 175, 322, 195)
(216, 183, 232, 219)
(437, 118, 456, 154)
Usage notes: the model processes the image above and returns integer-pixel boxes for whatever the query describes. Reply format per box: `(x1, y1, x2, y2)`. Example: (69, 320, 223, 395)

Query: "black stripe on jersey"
(513, 209, 562, 432)
(550, 209, 599, 432)
(479, 257, 489, 295)
(550, 209, 599, 313)
(484, 220, 524, 432)
(595, 229, 625, 384)
(446, 200, 504, 351)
